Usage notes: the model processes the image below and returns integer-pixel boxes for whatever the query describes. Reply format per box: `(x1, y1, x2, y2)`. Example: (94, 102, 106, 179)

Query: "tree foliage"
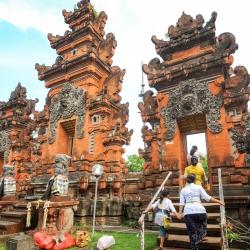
(200, 155, 208, 174)
(126, 154, 144, 172)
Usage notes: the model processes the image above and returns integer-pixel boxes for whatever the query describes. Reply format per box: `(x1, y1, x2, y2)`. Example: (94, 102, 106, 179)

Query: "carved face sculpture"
(2, 165, 15, 177)
(54, 154, 71, 176)
(2, 165, 16, 196)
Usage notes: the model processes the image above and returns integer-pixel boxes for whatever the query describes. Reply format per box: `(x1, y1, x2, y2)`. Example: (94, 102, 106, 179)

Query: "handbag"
(154, 208, 170, 229)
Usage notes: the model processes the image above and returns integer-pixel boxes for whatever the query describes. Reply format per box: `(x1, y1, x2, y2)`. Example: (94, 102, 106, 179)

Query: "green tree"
(126, 154, 145, 172)
(200, 155, 208, 175)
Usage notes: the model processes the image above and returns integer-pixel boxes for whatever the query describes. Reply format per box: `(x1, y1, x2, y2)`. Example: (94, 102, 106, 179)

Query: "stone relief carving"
(9, 82, 27, 101)
(168, 12, 204, 38)
(113, 102, 129, 126)
(216, 32, 238, 55)
(224, 66, 250, 107)
(231, 114, 250, 159)
(231, 128, 247, 154)
(103, 66, 125, 103)
(35, 63, 51, 76)
(161, 79, 223, 140)
(225, 66, 249, 89)
(93, 11, 108, 37)
(0, 130, 11, 163)
(138, 90, 158, 115)
(98, 33, 117, 65)
(48, 83, 86, 144)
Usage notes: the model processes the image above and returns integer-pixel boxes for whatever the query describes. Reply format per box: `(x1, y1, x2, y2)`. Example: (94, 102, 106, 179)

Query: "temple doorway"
(61, 120, 76, 157)
(186, 132, 209, 186)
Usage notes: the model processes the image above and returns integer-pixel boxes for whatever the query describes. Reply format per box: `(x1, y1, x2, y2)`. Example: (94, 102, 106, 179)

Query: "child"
(142, 189, 177, 250)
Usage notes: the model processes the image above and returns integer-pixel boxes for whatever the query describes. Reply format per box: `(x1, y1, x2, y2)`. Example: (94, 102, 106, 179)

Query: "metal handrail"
(218, 168, 229, 250)
(138, 171, 172, 250)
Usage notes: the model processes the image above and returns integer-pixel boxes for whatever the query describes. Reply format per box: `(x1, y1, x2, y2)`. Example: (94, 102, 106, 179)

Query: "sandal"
(158, 247, 163, 250)
(201, 236, 208, 242)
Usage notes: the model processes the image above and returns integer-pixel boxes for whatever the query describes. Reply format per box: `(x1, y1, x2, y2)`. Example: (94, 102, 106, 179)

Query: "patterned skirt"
(184, 213, 207, 250)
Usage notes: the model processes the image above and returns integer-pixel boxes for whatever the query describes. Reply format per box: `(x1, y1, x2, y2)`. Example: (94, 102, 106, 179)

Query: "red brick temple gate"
(139, 12, 250, 222)
(0, 1, 249, 239)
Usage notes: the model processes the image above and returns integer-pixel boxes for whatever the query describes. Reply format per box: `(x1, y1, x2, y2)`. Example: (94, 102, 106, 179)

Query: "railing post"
(218, 168, 229, 250)
(139, 171, 172, 250)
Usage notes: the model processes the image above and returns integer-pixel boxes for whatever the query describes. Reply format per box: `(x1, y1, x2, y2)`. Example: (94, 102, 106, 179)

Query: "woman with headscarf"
(141, 189, 177, 250)
(179, 174, 224, 250)
(184, 155, 207, 186)
(187, 145, 202, 165)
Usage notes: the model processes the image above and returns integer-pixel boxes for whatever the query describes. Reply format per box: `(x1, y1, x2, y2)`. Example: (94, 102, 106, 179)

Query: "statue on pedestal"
(0, 165, 16, 199)
(41, 154, 71, 200)
(30, 154, 78, 250)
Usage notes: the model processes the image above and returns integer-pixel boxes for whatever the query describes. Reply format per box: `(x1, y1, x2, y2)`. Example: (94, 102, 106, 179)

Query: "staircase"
(166, 201, 220, 249)
(143, 198, 221, 249)
(0, 202, 27, 235)
(138, 170, 227, 250)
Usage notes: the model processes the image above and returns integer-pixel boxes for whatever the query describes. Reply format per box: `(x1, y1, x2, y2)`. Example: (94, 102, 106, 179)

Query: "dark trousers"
(184, 213, 207, 250)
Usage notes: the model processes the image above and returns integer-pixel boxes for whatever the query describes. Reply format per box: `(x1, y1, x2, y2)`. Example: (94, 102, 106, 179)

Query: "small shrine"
(0, 83, 38, 194)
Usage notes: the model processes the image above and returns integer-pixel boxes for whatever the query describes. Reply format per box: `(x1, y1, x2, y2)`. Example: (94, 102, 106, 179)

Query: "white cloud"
(0, 0, 73, 34)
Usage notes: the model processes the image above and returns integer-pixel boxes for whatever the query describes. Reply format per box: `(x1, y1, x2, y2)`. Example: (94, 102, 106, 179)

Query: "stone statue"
(0, 165, 16, 198)
(33, 154, 77, 249)
(41, 154, 71, 200)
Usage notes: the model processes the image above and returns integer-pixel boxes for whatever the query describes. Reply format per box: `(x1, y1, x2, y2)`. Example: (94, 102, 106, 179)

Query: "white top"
(152, 198, 176, 213)
(180, 183, 211, 215)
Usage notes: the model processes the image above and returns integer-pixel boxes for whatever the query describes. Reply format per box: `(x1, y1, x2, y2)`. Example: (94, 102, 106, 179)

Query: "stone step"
(146, 222, 220, 237)
(0, 220, 21, 235)
(142, 202, 220, 213)
(145, 212, 220, 224)
(160, 234, 221, 250)
(1, 210, 27, 219)
(13, 203, 28, 209)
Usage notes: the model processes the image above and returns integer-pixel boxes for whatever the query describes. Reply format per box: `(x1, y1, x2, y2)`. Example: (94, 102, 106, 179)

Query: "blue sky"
(0, 0, 249, 155)
(0, 21, 52, 107)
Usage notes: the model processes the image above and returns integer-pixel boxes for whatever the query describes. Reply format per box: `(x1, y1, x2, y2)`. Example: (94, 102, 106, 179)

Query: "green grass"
(0, 245, 5, 250)
(69, 231, 157, 250)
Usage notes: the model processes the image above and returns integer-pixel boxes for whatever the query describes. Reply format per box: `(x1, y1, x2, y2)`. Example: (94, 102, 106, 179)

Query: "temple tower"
(34, 0, 132, 224)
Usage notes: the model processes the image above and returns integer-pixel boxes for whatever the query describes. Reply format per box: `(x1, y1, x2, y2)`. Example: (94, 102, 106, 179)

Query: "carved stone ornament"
(161, 78, 223, 140)
(168, 12, 204, 38)
(231, 128, 247, 154)
(231, 114, 250, 155)
(0, 130, 11, 163)
(48, 83, 86, 144)
(138, 90, 158, 115)
(9, 82, 27, 101)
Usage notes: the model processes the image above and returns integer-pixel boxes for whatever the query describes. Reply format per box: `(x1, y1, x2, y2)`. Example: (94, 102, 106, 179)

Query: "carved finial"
(93, 11, 108, 37)
(62, 9, 73, 19)
(216, 32, 238, 55)
(168, 12, 204, 38)
(35, 63, 51, 75)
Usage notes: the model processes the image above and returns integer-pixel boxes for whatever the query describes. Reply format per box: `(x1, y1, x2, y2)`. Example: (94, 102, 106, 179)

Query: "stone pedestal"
(0, 198, 18, 212)
(31, 199, 79, 234)
(6, 234, 33, 250)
